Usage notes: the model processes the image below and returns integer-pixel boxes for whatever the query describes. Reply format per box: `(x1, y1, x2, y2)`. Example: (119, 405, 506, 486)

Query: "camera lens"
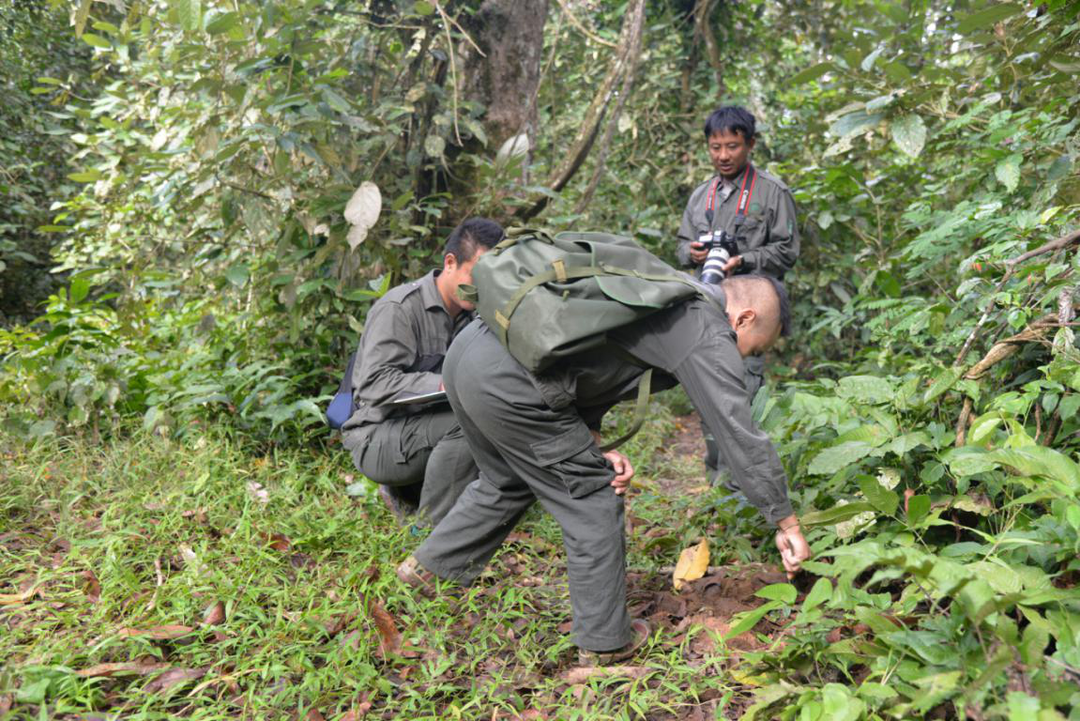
(701, 246, 729, 284)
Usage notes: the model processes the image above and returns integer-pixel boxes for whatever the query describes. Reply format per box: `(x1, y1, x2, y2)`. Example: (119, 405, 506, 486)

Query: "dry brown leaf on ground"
(561, 665, 652, 684)
(338, 697, 373, 720)
(0, 693, 12, 714)
(673, 539, 710, 591)
(144, 667, 208, 693)
(305, 710, 326, 721)
(82, 569, 101, 603)
(0, 583, 42, 606)
(202, 600, 226, 626)
(260, 531, 291, 551)
(75, 661, 171, 678)
(366, 597, 400, 659)
(117, 624, 195, 640)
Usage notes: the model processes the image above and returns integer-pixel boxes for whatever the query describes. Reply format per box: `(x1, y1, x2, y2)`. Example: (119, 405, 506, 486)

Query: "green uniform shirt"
(676, 164, 800, 279)
(341, 270, 472, 435)
(531, 287, 794, 524)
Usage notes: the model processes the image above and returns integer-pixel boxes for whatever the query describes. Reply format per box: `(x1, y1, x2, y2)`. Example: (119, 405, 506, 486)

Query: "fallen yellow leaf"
(672, 538, 710, 592)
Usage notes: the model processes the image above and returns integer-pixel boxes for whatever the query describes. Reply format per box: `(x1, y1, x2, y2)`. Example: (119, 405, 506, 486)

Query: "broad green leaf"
(81, 33, 111, 49)
(828, 110, 884, 139)
(887, 431, 932, 456)
(836, 375, 893, 404)
(922, 366, 964, 404)
(857, 683, 897, 701)
(69, 277, 90, 304)
(724, 600, 781, 639)
(68, 170, 103, 183)
(74, 0, 93, 36)
(956, 3, 1023, 34)
(883, 60, 913, 83)
(808, 441, 876, 475)
(822, 684, 865, 721)
(206, 11, 240, 35)
(987, 446, 1080, 491)
(801, 578, 833, 612)
(995, 153, 1022, 192)
(754, 583, 797, 604)
(789, 62, 834, 85)
(911, 670, 963, 711)
(414, 1, 436, 15)
(322, 88, 353, 114)
(1004, 692, 1040, 721)
(906, 494, 931, 525)
(800, 501, 877, 528)
(858, 475, 899, 515)
(860, 47, 884, 72)
(968, 412, 1004, 445)
(890, 114, 926, 158)
(175, 0, 202, 33)
(226, 264, 249, 287)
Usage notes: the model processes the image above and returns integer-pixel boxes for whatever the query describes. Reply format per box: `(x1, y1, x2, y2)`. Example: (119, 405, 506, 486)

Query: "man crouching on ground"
(398, 274, 811, 664)
(340, 217, 504, 524)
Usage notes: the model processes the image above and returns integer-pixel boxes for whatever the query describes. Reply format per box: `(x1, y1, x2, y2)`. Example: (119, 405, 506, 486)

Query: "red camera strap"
(706, 165, 757, 223)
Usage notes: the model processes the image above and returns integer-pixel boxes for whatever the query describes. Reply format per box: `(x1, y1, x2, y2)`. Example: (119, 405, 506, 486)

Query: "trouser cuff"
(413, 549, 481, 586)
(574, 628, 632, 652)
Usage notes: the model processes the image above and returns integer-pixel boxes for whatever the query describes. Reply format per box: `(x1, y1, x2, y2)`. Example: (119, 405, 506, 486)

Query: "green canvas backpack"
(459, 229, 712, 450)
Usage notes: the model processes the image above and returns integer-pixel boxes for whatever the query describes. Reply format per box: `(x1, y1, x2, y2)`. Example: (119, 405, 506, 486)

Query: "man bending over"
(399, 274, 810, 664)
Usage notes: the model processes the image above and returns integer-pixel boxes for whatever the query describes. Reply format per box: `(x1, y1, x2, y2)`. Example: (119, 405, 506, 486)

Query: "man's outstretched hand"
(774, 517, 811, 579)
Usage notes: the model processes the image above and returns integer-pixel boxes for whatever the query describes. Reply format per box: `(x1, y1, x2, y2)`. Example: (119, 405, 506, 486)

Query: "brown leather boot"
(396, 556, 461, 598)
(577, 619, 651, 665)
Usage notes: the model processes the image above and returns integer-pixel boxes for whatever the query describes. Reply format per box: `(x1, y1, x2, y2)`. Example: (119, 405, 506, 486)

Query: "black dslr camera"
(697, 230, 739, 284)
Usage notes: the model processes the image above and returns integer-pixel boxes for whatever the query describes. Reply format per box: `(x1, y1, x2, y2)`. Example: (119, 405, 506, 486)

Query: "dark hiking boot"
(378, 485, 418, 524)
(577, 619, 651, 666)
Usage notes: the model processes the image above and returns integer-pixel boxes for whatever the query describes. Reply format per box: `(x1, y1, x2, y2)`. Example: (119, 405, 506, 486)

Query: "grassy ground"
(0, 397, 793, 720)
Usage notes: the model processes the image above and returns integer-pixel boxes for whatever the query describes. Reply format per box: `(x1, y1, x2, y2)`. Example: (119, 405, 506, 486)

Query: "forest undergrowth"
(3, 0, 1080, 719)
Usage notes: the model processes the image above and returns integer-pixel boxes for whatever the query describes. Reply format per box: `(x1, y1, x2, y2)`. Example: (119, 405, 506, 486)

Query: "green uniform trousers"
(704, 354, 764, 484)
(414, 323, 632, 652)
(350, 409, 477, 525)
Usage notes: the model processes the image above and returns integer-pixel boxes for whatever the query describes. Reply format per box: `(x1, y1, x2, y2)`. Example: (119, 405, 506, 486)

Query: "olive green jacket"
(340, 270, 471, 442)
(676, 164, 800, 279)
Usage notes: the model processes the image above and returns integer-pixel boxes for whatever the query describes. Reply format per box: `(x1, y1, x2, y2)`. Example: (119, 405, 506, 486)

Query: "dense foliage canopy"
(3, 0, 1080, 718)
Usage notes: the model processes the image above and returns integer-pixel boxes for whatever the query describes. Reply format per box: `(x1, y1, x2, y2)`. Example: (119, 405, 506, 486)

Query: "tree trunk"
(447, 0, 550, 222)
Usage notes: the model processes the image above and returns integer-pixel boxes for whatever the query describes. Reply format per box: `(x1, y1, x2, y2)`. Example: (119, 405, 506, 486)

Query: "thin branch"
(433, 0, 463, 145)
(573, 0, 646, 213)
(518, 0, 646, 220)
(552, 0, 617, 48)
(955, 229, 1080, 366)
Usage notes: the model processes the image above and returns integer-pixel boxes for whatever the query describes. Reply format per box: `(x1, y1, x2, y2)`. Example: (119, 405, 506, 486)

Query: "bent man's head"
(439, 217, 504, 316)
(720, 275, 790, 357)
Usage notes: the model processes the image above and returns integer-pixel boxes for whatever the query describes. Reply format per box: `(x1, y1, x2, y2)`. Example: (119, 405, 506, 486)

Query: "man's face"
(707, 129, 755, 180)
(444, 248, 486, 312)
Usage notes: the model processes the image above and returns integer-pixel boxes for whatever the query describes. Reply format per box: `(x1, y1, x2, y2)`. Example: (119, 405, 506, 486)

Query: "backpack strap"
(599, 367, 653, 453)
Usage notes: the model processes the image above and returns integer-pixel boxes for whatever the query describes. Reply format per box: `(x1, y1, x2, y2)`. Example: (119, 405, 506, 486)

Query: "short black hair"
(765, 276, 792, 337)
(445, 217, 504, 262)
(703, 106, 757, 141)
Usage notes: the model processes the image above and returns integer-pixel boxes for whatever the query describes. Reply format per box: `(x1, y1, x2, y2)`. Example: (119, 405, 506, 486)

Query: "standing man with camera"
(677, 105, 800, 483)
